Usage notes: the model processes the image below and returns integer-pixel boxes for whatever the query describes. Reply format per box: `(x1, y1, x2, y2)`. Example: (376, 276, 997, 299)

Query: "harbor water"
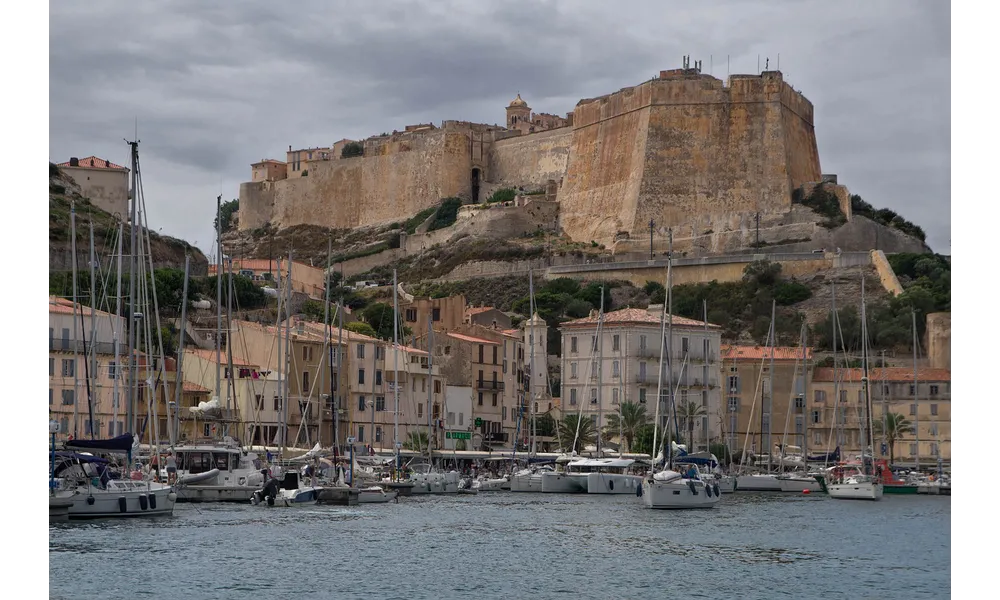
(50, 492, 950, 600)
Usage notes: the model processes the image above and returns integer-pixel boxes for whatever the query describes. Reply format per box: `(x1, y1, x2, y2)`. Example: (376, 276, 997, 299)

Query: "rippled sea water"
(50, 492, 950, 600)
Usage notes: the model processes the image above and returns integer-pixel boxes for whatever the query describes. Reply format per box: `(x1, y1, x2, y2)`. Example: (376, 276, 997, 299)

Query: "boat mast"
(596, 285, 605, 457)
(112, 220, 123, 436)
(767, 299, 775, 473)
(665, 228, 675, 471)
(427, 318, 434, 464)
(800, 324, 809, 460)
(703, 300, 709, 453)
(214, 196, 223, 433)
(650, 266, 669, 472)
(225, 252, 236, 438)
(70, 203, 81, 438)
(87, 220, 98, 439)
(335, 267, 344, 453)
(319, 238, 331, 447)
(529, 269, 536, 456)
(275, 256, 284, 449)
(829, 281, 840, 466)
(912, 309, 920, 471)
(281, 252, 292, 454)
(172, 255, 190, 447)
(126, 139, 139, 437)
(861, 278, 875, 473)
(392, 269, 400, 471)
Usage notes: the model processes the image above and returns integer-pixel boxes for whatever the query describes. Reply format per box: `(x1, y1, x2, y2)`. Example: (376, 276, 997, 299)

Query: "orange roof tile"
(184, 348, 256, 367)
(48, 296, 117, 319)
(446, 332, 501, 345)
(58, 156, 127, 170)
(812, 367, 950, 383)
(721, 344, 813, 361)
(562, 307, 719, 329)
(182, 381, 212, 393)
(466, 306, 497, 316)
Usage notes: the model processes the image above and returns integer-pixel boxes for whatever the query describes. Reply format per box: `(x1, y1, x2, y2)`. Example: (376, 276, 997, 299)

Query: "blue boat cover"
(65, 433, 134, 453)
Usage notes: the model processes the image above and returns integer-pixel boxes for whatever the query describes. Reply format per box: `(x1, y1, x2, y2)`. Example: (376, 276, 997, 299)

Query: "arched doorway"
(471, 168, 481, 204)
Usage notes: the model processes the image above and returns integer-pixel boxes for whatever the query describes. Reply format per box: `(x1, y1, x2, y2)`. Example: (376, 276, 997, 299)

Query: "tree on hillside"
(359, 302, 411, 341)
(214, 199, 239, 233)
(345, 321, 378, 338)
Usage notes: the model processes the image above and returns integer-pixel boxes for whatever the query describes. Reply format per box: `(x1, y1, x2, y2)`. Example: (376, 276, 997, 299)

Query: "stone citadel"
(239, 62, 910, 254)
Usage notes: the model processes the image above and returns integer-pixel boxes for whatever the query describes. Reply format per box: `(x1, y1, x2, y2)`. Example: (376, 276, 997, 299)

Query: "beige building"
(56, 156, 129, 216)
(402, 294, 467, 338)
(251, 159, 288, 182)
(465, 305, 512, 330)
(560, 307, 723, 452)
(505, 94, 570, 134)
(810, 367, 951, 466)
(720, 344, 813, 457)
(178, 348, 273, 443)
(208, 257, 326, 298)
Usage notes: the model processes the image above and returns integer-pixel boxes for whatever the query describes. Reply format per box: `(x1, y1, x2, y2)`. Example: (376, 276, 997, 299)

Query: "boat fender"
(239, 477, 247, 486)
(148, 494, 157, 510)
(713, 484, 720, 497)
(168, 492, 177, 503)
(688, 481, 698, 495)
(87, 496, 95, 505)
(139, 494, 148, 511)
(118, 497, 127, 513)
(705, 484, 712, 497)
(608, 480, 615, 491)
(636, 484, 643, 497)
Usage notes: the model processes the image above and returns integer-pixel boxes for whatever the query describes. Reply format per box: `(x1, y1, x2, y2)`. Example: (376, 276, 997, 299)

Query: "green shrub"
(427, 197, 462, 231)
(404, 206, 437, 234)
(341, 142, 364, 158)
(487, 188, 517, 204)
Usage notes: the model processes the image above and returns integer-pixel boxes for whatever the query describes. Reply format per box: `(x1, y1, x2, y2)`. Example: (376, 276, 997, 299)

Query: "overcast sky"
(49, 0, 950, 256)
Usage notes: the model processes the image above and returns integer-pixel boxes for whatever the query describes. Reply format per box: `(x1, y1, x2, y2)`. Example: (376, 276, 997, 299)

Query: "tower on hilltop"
(506, 93, 531, 128)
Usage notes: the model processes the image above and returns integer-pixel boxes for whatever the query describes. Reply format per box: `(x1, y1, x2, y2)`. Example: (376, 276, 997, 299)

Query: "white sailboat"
(638, 230, 720, 509)
(735, 302, 782, 492)
(827, 278, 883, 501)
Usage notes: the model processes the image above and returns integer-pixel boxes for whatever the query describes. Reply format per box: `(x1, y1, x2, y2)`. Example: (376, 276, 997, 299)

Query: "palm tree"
(602, 401, 649, 452)
(557, 414, 597, 454)
(873, 412, 914, 465)
(402, 430, 430, 452)
(675, 401, 706, 450)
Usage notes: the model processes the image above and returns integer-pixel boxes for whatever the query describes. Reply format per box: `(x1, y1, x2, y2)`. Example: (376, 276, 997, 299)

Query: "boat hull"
(540, 471, 586, 493)
(65, 481, 176, 519)
(736, 474, 783, 492)
(509, 472, 543, 492)
(585, 472, 644, 494)
(716, 476, 737, 493)
(883, 484, 919, 495)
(475, 478, 509, 492)
(777, 477, 823, 493)
(357, 488, 398, 503)
(408, 472, 461, 494)
(828, 481, 883, 500)
(640, 478, 721, 509)
(175, 485, 258, 503)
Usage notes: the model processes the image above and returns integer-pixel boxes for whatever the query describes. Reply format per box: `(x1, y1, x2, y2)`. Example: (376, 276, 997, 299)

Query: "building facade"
(560, 307, 722, 452)
(56, 156, 129, 216)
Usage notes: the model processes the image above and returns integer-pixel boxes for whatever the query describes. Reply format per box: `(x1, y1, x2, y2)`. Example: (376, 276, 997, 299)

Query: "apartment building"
(559, 306, 722, 451)
(809, 367, 951, 466)
(720, 344, 813, 456)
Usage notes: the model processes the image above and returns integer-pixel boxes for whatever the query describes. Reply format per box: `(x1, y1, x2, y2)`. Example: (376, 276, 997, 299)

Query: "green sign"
(474, 418, 483, 427)
(446, 431, 472, 440)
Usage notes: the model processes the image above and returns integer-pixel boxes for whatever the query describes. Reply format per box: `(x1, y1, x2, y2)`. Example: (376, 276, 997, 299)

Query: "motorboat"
(565, 458, 644, 495)
(357, 486, 399, 503)
(637, 468, 721, 509)
(250, 470, 324, 507)
(406, 461, 461, 494)
(735, 472, 783, 492)
(159, 438, 266, 503)
(53, 435, 176, 519)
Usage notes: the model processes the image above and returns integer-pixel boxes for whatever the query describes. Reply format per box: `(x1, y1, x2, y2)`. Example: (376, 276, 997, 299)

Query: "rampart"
(488, 127, 573, 191)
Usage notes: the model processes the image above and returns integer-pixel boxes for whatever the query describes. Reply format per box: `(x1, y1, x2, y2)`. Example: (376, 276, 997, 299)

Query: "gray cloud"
(50, 0, 950, 255)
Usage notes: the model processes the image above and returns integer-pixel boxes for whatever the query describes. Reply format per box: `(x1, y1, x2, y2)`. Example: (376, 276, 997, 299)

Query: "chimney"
(69, 157, 79, 167)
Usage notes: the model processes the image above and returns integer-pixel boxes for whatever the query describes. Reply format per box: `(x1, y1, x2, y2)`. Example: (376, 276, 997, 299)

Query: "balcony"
(476, 380, 505, 391)
(484, 431, 509, 443)
(50, 340, 118, 355)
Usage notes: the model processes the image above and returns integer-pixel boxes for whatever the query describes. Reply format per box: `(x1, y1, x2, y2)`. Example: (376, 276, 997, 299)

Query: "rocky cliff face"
(49, 163, 207, 273)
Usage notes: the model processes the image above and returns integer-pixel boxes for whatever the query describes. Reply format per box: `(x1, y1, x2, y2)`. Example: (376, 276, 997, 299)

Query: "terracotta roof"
(446, 332, 500, 346)
(390, 343, 429, 357)
(502, 328, 520, 338)
(466, 306, 497, 316)
(812, 367, 951, 383)
(722, 344, 813, 361)
(252, 159, 285, 166)
(48, 296, 116, 319)
(184, 348, 256, 367)
(562, 307, 719, 329)
(58, 156, 127, 170)
(182, 381, 212, 393)
(287, 319, 381, 344)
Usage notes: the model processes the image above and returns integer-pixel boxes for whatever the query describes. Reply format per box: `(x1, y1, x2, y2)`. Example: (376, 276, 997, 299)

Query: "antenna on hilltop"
(765, 57, 770, 70)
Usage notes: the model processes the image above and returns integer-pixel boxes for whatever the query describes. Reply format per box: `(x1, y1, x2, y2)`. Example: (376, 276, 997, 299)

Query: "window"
(302, 346, 311, 361)
(274, 396, 281, 411)
(571, 337, 578, 353)
(571, 362, 578, 379)
(359, 396, 367, 411)
(682, 337, 689, 354)
(591, 336, 598, 352)
(302, 371, 310, 392)
(930, 404, 938, 416)
(928, 384, 939, 396)
(49, 389, 53, 405)
(883, 385, 890, 395)
(857, 390, 864, 403)
(108, 361, 117, 379)
(639, 335, 647, 351)
(358, 426, 365, 443)
(612, 360, 620, 378)
(444, 345, 451, 355)
(375, 427, 383, 442)
(839, 390, 847, 403)
(459, 412, 465, 426)
(356, 344, 365, 359)
(795, 415, 803, 434)
(434, 380, 441, 394)
(61, 389, 74, 405)
(493, 347, 498, 365)
(909, 443, 917, 456)
(638, 362, 647, 381)
(478, 393, 483, 406)
(910, 403, 917, 415)
(909, 385, 916, 396)
(256, 394, 264, 410)
(930, 442, 938, 455)
(570, 389, 578, 405)
(49, 358, 54, 377)
(727, 376, 739, 393)
(813, 432, 823, 445)
(418, 403, 424, 418)
(492, 393, 498, 407)
(814, 390, 826, 403)
(590, 388, 598, 404)
(838, 408, 847, 425)
(503, 359, 508, 374)
(61, 328, 70, 350)
(638, 388, 647, 404)
(405, 308, 417, 322)
(376, 346, 384, 360)
(479, 345, 485, 363)
(502, 406, 507, 420)
(811, 410, 821, 424)
(432, 308, 441, 321)
(376, 396, 385, 411)
(204, 424, 212, 437)
(376, 370, 383, 385)
(447, 411, 455, 426)
(794, 396, 805, 409)
(591, 360, 598, 378)
(61, 359, 75, 377)
(727, 397, 739, 412)
(613, 335, 620, 351)
(929, 423, 938, 436)
(422, 377, 427, 393)
(612, 388, 620, 404)
(358, 369, 365, 385)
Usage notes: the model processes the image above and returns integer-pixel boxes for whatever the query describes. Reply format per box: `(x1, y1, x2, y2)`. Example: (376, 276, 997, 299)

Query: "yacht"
(638, 467, 721, 509)
(825, 463, 883, 500)
(776, 471, 824, 492)
(567, 458, 644, 495)
(160, 438, 266, 502)
(406, 461, 461, 494)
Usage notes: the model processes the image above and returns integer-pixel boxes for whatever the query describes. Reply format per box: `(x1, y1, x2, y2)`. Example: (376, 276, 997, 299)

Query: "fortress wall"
(241, 130, 471, 231)
(780, 83, 822, 190)
(558, 82, 653, 245)
(488, 127, 573, 190)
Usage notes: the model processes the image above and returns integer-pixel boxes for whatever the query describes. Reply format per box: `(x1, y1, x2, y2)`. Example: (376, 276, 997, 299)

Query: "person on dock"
(166, 452, 177, 485)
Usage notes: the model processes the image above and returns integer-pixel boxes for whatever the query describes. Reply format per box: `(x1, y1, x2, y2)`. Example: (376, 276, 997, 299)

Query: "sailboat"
(826, 277, 883, 501)
(735, 302, 783, 492)
(638, 230, 721, 509)
(49, 140, 177, 519)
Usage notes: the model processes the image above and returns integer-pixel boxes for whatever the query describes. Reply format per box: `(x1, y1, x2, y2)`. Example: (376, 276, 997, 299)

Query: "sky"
(48, 0, 951, 256)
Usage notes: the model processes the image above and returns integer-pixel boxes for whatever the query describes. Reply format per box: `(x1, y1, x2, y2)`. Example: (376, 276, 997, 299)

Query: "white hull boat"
(716, 475, 737, 493)
(736, 473, 783, 491)
(509, 469, 544, 492)
(474, 477, 510, 492)
(164, 440, 266, 503)
(408, 470, 461, 494)
(586, 472, 644, 494)
(357, 486, 398, 503)
(776, 474, 823, 493)
(64, 480, 177, 519)
(540, 471, 586, 493)
(638, 471, 721, 509)
(828, 478, 883, 500)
